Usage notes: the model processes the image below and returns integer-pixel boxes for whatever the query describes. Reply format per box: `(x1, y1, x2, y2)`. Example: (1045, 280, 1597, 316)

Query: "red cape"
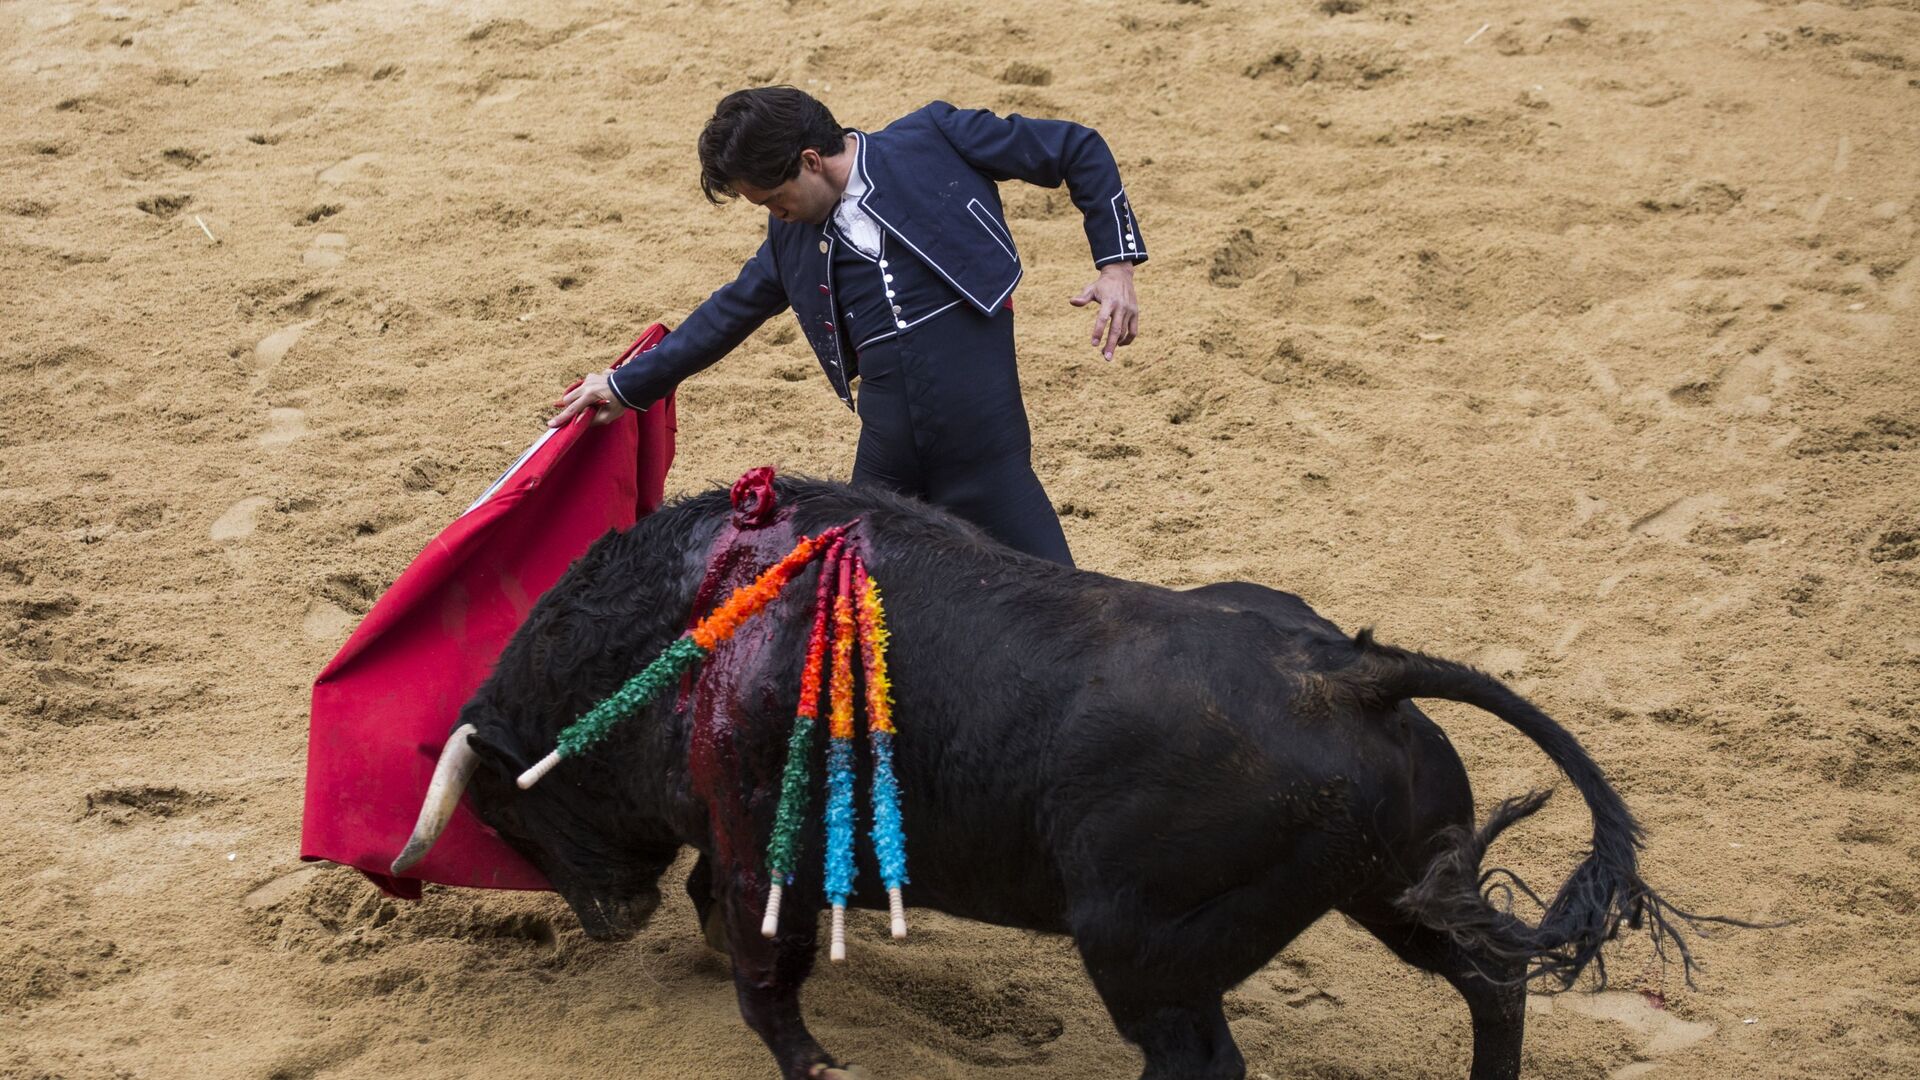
(300, 326, 676, 898)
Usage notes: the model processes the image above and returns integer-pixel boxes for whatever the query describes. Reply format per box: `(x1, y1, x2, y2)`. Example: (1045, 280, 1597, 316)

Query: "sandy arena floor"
(3, 0, 1917, 1077)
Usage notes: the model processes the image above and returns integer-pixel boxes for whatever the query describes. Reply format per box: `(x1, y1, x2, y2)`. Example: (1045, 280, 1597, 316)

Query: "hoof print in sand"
(317, 572, 381, 615)
(1227, 963, 1344, 1030)
(1000, 62, 1053, 87)
(317, 153, 381, 186)
(303, 599, 356, 641)
(1869, 527, 1919, 563)
(859, 963, 1065, 1066)
(1639, 179, 1744, 215)
(1209, 228, 1264, 288)
(81, 784, 218, 826)
(259, 1037, 369, 1080)
(1628, 493, 1726, 542)
(254, 319, 315, 370)
(211, 496, 273, 541)
(1794, 414, 1916, 457)
(243, 866, 327, 910)
(5, 594, 79, 623)
(400, 455, 457, 494)
(1529, 991, 1716, 1078)
(3, 935, 134, 1009)
(136, 193, 192, 218)
(302, 232, 348, 267)
(259, 407, 308, 446)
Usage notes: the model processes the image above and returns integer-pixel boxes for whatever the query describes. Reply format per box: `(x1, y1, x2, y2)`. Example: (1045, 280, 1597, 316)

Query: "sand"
(3, 0, 1917, 1077)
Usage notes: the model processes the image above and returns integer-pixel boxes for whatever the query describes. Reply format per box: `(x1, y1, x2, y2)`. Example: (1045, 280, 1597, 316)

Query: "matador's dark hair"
(697, 86, 846, 204)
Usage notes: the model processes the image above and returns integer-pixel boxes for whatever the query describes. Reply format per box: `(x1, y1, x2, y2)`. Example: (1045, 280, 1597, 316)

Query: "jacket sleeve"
(927, 101, 1145, 269)
(607, 236, 790, 410)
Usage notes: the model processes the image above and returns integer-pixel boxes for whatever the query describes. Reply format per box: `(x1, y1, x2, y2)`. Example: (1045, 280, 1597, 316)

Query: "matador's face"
(733, 146, 842, 227)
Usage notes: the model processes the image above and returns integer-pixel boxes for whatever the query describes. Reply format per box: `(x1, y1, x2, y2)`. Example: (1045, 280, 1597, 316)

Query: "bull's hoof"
(808, 1064, 876, 1080)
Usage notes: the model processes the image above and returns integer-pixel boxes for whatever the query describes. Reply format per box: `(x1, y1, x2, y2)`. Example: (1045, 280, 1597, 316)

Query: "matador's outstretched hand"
(1069, 261, 1139, 361)
(549, 371, 628, 429)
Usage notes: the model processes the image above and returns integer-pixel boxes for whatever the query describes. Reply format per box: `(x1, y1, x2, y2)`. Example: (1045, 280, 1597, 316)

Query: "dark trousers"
(850, 307, 1073, 566)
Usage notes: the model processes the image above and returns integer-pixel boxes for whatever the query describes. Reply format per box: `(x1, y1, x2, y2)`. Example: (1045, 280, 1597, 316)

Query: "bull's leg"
(1348, 909, 1526, 1080)
(719, 880, 851, 1080)
(1104, 993, 1243, 1080)
(1079, 958, 1245, 1080)
(685, 853, 731, 953)
(1076, 923, 1251, 1080)
(1067, 860, 1332, 1078)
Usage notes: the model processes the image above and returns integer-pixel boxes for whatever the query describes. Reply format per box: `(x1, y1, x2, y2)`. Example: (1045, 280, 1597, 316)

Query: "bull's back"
(779, 514, 1469, 925)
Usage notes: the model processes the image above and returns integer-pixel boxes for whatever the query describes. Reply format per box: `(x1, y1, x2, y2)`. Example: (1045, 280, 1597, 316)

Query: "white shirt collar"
(840, 133, 869, 201)
(833, 133, 882, 258)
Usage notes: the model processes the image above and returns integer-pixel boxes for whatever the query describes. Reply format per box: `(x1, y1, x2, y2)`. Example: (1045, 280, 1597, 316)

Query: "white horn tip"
(390, 724, 482, 877)
(390, 844, 427, 876)
(517, 751, 562, 789)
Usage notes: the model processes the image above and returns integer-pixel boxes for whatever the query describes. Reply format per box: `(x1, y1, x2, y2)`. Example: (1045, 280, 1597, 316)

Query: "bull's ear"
(465, 730, 529, 779)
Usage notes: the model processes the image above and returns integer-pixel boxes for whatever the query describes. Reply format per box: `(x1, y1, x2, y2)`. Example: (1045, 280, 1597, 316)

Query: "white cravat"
(833, 138, 883, 258)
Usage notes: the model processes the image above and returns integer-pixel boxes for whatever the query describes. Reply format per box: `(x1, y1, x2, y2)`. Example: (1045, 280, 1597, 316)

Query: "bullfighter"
(548, 86, 1147, 567)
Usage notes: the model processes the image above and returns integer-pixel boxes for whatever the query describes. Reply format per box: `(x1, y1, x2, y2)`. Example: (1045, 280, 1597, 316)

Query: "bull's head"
(391, 721, 681, 941)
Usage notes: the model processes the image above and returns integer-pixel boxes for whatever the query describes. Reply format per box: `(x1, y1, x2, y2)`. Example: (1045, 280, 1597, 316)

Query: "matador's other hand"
(1069, 262, 1139, 362)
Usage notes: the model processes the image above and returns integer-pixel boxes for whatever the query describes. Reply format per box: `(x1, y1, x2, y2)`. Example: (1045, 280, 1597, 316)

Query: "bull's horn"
(391, 723, 480, 876)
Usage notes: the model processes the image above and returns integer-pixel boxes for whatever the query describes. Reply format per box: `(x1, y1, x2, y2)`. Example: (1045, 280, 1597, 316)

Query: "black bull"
(393, 478, 1721, 1080)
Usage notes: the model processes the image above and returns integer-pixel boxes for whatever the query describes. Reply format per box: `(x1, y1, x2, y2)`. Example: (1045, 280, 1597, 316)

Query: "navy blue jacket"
(608, 101, 1146, 411)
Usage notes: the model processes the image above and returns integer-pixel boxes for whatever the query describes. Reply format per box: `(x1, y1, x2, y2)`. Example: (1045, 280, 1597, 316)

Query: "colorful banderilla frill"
(515, 525, 847, 790)
(760, 539, 842, 939)
(761, 551, 911, 962)
(822, 553, 860, 961)
(854, 557, 909, 940)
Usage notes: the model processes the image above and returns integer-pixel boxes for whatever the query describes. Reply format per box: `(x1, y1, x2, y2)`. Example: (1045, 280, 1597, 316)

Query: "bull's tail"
(1336, 630, 1746, 991)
